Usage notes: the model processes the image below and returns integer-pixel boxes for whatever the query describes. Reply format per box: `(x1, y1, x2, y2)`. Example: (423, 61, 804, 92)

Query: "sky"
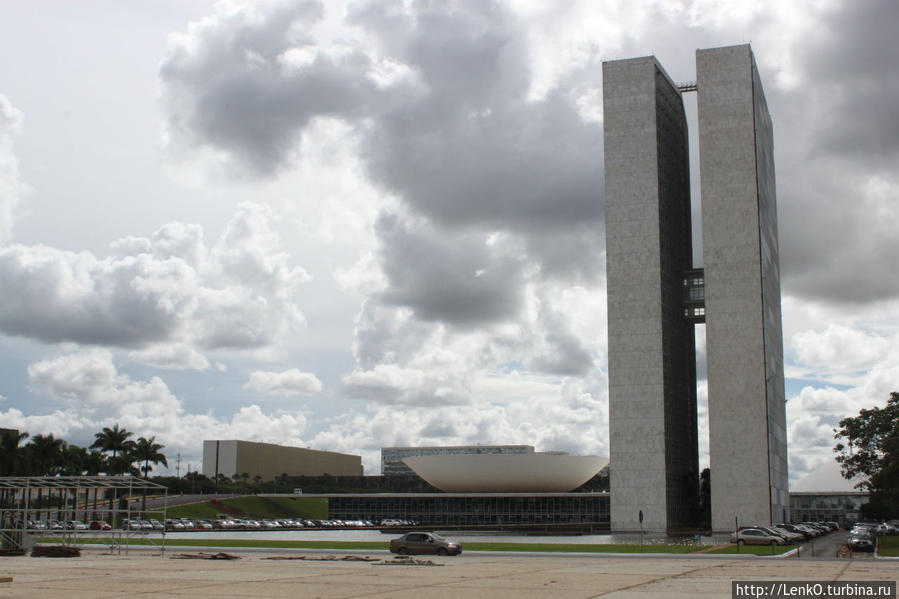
(0, 0, 897, 484)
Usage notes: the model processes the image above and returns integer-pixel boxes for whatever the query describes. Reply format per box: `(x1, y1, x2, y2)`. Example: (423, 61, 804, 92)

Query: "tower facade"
(697, 45, 788, 530)
(603, 56, 698, 532)
(603, 44, 787, 532)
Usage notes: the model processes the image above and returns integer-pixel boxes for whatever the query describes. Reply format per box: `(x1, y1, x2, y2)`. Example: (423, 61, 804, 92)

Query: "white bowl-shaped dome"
(403, 454, 608, 493)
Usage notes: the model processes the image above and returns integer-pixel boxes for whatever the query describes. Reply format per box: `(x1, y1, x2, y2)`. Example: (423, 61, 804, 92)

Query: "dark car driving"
(389, 532, 462, 556)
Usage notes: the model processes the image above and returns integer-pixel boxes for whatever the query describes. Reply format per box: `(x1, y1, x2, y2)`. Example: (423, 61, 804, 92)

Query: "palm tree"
(26, 434, 66, 513)
(60, 444, 88, 475)
(0, 430, 29, 475)
(27, 434, 66, 476)
(132, 437, 167, 479)
(0, 431, 29, 505)
(132, 436, 167, 512)
(91, 424, 136, 525)
(82, 449, 107, 519)
(90, 424, 136, 474)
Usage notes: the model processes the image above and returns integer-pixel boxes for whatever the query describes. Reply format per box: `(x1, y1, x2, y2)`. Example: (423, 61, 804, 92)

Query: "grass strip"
(148, 496, 327, 520)
(876, 535, 898, 557)
(64, 537, 707, 554)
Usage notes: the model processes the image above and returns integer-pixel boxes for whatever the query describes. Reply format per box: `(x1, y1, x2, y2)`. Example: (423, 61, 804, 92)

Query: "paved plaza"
(1, 550, 896, 598)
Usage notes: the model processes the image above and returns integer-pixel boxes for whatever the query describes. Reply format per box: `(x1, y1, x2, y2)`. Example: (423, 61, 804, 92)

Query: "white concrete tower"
(697, 44, 788, 531)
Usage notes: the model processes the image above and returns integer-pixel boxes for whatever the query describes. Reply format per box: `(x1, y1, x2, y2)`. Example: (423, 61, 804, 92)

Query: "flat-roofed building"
(202, 440, 362, 482)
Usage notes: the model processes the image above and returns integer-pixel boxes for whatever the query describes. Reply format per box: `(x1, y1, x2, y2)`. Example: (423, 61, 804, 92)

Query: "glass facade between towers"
(326, 493, 610, 527)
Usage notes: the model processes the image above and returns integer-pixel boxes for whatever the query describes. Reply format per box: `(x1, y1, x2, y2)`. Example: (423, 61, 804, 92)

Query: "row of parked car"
(729, 521, 839, 546)
(122, 517, 419, 531)
(26, 516, 418, 532)
(846, 521, 898, 552)
(26, 520, 111, 531)
(204, 518, 417, 531)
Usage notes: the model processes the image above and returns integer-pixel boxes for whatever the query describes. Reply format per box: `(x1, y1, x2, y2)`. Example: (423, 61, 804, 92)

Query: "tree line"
(834, 391, 899, 520)
(1, 424, 167, 479)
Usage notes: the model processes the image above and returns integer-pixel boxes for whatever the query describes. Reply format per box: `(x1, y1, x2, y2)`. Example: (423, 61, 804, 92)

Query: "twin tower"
(603, 44, 788, 532)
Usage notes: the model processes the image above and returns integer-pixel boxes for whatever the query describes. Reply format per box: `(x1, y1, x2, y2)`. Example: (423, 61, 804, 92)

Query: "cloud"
(161, 0, 605, 276)
(757, 0, 899, 305)
(2, 349, 310, 467)
(160, 0, 378, 177)
(791, 324, 890, 375)
(375, 213, 527, 326)
(244, 368, 322, 396)
(528, 303, 594, 376)
(0, 94, 29, 245)
(798, 0, 899, 168)
(0, 202, 309, 363)
(317, 367, 609, 473)
(340, 363, 471, 407)
(128, 344, 211, 371)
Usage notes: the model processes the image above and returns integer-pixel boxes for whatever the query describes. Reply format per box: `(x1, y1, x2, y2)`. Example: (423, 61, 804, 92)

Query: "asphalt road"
(795, 530, 876, 560)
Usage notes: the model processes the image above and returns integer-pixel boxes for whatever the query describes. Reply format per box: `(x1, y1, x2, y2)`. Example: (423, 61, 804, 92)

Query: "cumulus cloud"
(792, 324, 890, 375)
(375, 213, 528, 326)
(0, 94, 29, 245)
(161, 0, 604, 283)
(341, 363, 471, 406)
(244, 368, 322, 396)
(160, 0, 378, 176)
(798, 0, 899, 168)
(2, 349, 311, 467)
(760, 0, 899, 304)
(784, 299, 899, 484)
(0, 202, 309, 366)
(317, 367, 609, 473)
(128, 344, 211, 371)
(528, 303, 594, 376)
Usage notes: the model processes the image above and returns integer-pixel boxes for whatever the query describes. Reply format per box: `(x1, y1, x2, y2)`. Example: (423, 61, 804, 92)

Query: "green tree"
(91, 424, 136, 474)
(132, 436, 167, 479)
(0, 430, 29, 476)
(27, 434, 66, 476)
(59, 444, 89, 475)
(0, 431, 29, 506)
(132, 436, 167, 511)
(834, 391, 899, 519)
(81, 449, 108, 519)
(26, 434, 66, 511)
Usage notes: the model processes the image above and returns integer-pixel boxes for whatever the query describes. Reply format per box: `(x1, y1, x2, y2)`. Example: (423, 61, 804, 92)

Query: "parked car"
(775, 524, 810, 541)
(389, 532, 462, 556)
(848, 531, 875, 552)
(729, 527, 786, 546)
(89, 521, 112, 531)
(165, 519, 185, 530)
(768, 526, 804, 543)
(800, 522, 829, 535)
(122, 519, 142, 530)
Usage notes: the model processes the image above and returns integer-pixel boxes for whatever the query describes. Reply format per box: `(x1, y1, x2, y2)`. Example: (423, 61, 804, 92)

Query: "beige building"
(202, 440, 363, 481)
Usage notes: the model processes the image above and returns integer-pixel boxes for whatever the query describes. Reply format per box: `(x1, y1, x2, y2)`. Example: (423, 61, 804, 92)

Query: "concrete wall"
(603, 56, 697, 532)
(202, 440, 363, 481)
(697, 44, 788, 531)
